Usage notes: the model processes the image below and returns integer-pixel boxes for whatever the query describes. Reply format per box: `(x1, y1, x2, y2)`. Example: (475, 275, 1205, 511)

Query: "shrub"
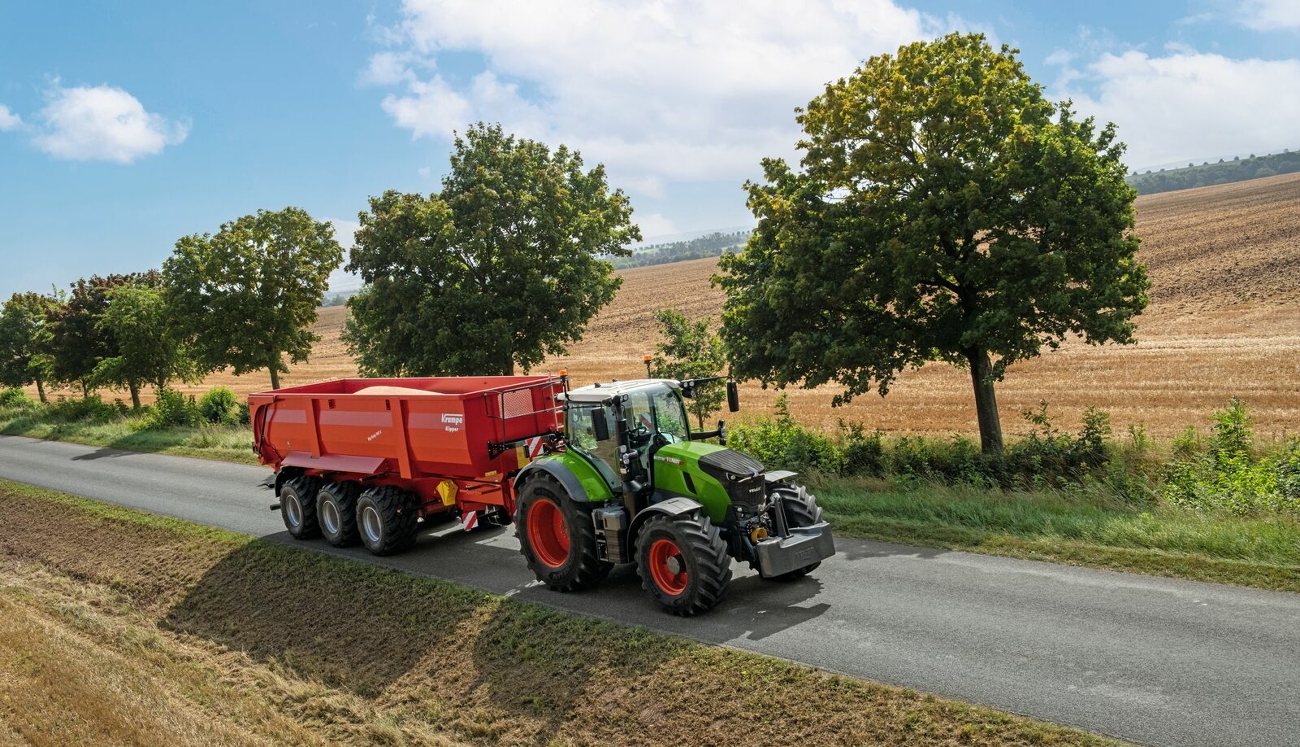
(236, 400, 251, 426)
(46, 394, 121, 423)
(144, 388, 202, 429)
(0, 387, 33, 408)
(197, 386, 239, 425)
(729, 394, 842, 474)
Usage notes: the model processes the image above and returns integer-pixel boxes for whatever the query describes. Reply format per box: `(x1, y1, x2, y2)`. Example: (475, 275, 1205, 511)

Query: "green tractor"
(513, 376, 835, 615)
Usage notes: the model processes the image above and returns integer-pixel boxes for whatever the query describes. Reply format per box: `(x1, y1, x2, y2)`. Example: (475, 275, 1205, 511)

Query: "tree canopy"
(648, 309, 726, 429)
(0, 292, 57, 403)
(92, 285, 194, 408)
(716, 33, 1149, 453)
(46, 272, 162, 396)
(164, 207, 342, 390)
(344, 123, 639, 377)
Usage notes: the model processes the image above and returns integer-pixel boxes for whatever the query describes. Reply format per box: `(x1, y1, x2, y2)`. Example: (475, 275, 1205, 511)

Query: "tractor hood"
(652, 440, 769, 521)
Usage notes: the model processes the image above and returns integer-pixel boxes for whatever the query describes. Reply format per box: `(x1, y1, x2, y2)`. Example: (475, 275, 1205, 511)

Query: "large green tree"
(344, 123, 639, 377)
(164, 207, 343, 389)
(716, 33, 1149, 453)
(92, 285, 194, 409)
(47, 273, 162, 396)
(649, 309, 726, 429)
(0, 292, 57, 403)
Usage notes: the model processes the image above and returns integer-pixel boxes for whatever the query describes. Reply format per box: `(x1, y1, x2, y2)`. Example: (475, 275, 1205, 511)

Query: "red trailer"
(249, 375, 564, 554)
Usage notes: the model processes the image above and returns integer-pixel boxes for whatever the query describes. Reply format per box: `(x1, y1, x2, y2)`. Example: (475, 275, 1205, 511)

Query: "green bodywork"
(542, 436, 735, 524)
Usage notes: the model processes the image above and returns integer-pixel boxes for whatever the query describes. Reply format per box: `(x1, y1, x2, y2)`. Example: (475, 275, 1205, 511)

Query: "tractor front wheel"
(765, 488, 825, 581)
(636, 513, 731, 615)
(515, 475, 610, 591)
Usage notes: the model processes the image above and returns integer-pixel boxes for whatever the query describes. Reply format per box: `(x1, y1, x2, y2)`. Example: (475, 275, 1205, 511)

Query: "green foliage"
(1127, 150, 1300, 195)
(727, 394, 843, 475)
(0, 292, 57, 402)
(144, 388, 202, 430)
(46, 394, 124, 423)
(1161, 399, 1299, 514)
(716, 32, 1149, 454)
(608, 231, 748, 270)
(0, 387, 33, 408)
(164, 207, 342, 390)
(648, 309, 726, 429)
(92, 285, 195, 408)
(197, 387, 239, 425)
(46, 273, 163, 394)
(344, 123, 639, 377)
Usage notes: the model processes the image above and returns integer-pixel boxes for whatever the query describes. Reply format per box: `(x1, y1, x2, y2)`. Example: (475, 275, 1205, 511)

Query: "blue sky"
(2, 0, 1297, 301)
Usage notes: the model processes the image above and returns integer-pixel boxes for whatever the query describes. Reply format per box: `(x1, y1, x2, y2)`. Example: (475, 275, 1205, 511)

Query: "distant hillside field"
(118, 173, 1300, 438)
(1128, 150, 1300, 196)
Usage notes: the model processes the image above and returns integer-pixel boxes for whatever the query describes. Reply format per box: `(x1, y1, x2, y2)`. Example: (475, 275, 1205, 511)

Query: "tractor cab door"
(565, 403, 622, 490)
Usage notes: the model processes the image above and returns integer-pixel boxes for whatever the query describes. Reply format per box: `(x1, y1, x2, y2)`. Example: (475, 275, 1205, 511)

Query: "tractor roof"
(561, 378, 680, 404)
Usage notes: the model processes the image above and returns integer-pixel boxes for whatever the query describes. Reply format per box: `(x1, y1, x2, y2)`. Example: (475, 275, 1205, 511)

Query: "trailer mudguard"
(627, 495, 705, 551)
(514, 452, 614, 504)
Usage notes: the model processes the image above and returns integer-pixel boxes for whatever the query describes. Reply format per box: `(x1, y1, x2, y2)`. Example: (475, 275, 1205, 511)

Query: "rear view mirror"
(592, 411, 610, 442)
(727, 380, 740, 412)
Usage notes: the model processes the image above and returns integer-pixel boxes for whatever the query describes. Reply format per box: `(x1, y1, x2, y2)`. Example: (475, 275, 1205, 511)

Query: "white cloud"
(33, 84, 188, 164)
(1059, 51, 1300, 169)
(0, 104, 22, 131)
(1237, 0, 1300, 30)
(368, 0, 956, 194)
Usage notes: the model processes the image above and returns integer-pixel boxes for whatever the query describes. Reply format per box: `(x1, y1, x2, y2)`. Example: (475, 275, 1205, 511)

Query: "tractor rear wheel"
(765, 488, 825, 581)
(317, 481, 360, 547)
(356, 486, 420, 556)
(515, 474, 611, 591)
(636, 513, 731, 615)
(280, 476, 321, 539)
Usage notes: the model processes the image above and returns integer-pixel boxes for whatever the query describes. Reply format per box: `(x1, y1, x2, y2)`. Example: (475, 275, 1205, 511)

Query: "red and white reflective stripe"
(462, 511, 478, 532)
(524, 436, 546, 458)
(639, 413, 653, 430)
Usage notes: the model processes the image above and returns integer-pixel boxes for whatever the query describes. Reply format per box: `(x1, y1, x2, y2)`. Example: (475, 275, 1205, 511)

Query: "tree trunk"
(128, 380, 141, 410)
(966, 347, 1004, 454)
(269, 365, 281, 390)
(35, 378, 46, 404)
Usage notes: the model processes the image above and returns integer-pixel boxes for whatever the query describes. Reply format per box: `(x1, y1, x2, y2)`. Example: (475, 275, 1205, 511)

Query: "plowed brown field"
(79, 173, 1300, 439)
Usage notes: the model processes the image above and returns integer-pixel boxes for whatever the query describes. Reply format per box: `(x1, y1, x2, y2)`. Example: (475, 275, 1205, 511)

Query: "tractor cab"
(562, 379, 691, 486)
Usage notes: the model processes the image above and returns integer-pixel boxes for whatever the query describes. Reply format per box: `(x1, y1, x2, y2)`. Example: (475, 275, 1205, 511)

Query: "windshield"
(625, 386, 690, 442)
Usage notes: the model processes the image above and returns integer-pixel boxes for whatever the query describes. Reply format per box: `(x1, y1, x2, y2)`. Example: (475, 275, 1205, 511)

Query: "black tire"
(766, 488, 825, 581)
(317, 481, 360, 547)
(515, 474, 611, 591)
(279, 476, 321, 539)
(636, 513, 731, 615)
(355, 486, 420, 556)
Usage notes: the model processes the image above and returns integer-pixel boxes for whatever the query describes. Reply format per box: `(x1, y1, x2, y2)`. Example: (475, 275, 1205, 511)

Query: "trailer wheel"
(356, 486, 419, 556)
(765, 488, 825, 581)
(317, 481, 360, 547)
(636, 513, 731, 615)
(515, 474, 610, 591)
(280, 476, 321, 539)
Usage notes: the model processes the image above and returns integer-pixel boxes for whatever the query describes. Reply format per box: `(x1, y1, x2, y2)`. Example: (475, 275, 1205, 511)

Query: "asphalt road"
(2, 435, 1297, 747)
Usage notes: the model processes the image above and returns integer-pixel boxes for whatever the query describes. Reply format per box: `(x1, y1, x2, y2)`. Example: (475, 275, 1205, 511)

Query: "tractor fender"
(628, 496, 705, 552)
(513, 459, 591, 503)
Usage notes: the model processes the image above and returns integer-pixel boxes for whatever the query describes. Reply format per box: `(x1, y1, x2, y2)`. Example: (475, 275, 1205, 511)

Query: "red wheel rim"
(648, 538, 689, 595)
(527, 498, 570, 568)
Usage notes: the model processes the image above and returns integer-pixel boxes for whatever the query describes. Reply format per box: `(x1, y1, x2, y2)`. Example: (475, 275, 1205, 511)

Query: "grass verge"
(0, 479, 1129, 747)
(0, 414, 257, 464)
(818, 479, 1300, 593)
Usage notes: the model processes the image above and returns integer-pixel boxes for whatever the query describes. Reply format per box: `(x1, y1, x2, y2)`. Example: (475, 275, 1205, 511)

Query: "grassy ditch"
(817, 480, 1300, 593)
(0, 480, 1130, 747)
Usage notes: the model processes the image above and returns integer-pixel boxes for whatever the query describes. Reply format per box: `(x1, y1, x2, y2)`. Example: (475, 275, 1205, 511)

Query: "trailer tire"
(515, 474, 611, 592)
(356, 486, 419, 556)
(765, 488, 824, 581)
(636, 513, 731, 615)
(317, 481, 360, 547)
(280, 476, 321, 539)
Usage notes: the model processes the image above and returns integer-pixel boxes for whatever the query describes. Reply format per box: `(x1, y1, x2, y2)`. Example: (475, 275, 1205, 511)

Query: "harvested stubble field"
(82, 173, 1300, 440)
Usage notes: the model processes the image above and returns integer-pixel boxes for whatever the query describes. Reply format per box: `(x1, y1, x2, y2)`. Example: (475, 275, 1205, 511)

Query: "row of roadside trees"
(0, 208, 343, 407)
(5, 34, 1150, 456)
